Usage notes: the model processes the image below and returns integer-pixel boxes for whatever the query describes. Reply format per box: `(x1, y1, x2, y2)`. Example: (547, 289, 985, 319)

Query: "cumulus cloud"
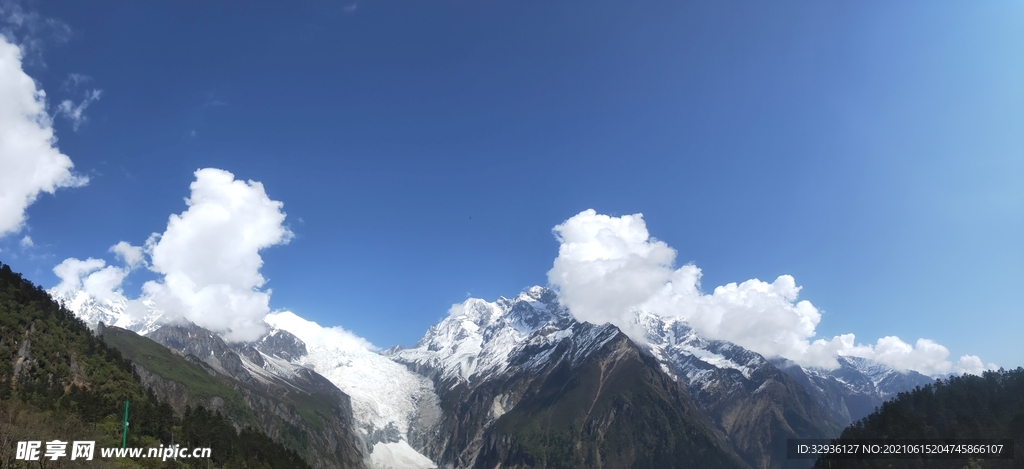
(0, 35, 87, 238)
(18, 235, 32, 248)
(266, 310, 377, 353)
(51, 168, 375, 347)
(52, 257, 127, 302)
(954, 355, 1000, 376)
(53, 257, 105, 295)
(139, 168, 294, 342)
(547, 209, 993, 376)
(56, 88, 101, 131)
(548, 210, 675, 331)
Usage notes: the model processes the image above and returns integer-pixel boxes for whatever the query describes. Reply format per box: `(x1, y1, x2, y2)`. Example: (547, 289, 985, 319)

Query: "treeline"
(813, 367, 1024, 469)
(0, 262, 311, 469)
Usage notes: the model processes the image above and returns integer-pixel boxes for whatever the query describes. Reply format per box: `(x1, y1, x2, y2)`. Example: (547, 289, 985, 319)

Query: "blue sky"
(1, 0, 1021, 371)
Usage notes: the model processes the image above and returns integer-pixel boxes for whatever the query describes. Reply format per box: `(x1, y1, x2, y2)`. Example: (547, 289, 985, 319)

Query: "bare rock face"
(257, 329, 308, 362)
(148, 323, 255, 383)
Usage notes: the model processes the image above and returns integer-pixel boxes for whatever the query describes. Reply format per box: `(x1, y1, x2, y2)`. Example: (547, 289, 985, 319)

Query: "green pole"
(121, 399, 130, 448)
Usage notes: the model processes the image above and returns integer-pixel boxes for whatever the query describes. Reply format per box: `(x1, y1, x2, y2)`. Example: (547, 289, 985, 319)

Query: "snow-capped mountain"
(52, 286, 437, 468)
(50, 290, 166, 335)
(52, 285, 945, 469)
(833, 355, 936, 399)
(140, 321, 367, 469)
(389, 289, 838, 468)
(388, 288, 939, 469)
(771, 354, 935, 427)
(633, 310, 768, 387)
(386, 286, 572, 388)
(389, 289, 745, 469)
(629, 311, 839, 468)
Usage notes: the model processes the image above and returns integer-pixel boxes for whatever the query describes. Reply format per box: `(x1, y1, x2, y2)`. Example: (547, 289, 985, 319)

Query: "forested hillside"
(0, 262, 311, 469)
(813, 368, 1024, 469)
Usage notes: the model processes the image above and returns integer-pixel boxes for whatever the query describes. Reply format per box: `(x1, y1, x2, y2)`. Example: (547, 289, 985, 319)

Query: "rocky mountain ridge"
(770, 355, 935, 428)
(53, 285, 944, 469)
(103, 321, 367, 469)
(633, 311, 841, 469)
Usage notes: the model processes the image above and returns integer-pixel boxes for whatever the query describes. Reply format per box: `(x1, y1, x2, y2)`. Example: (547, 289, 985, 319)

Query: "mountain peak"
(258, 328, 308, 362)
(389, 287, 573, 385)
(512, 285, 558, 304)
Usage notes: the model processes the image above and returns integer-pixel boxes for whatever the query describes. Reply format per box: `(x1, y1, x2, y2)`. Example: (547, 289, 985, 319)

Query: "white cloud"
(52, 257, 127, 303)
(18, 234, 32, 248)
(50, 168, 375, 348)
(954, 355, 999, 376)
(109, 241, 144, 268)
(56, 88, 101, 131)
(547, 209, 990, 376)
(0, 35, 87, 238)
(549, 210, 675, 333)
(140, 168, 294, 342)
(266, 310, 377, 353)
(53, 257, 106, 296)
(80, 265, 129, 303)
(862, 337, 951, 375)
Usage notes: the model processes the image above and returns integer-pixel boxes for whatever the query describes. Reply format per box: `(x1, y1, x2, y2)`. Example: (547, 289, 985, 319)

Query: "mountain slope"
(50, 279, 963, 469)
(99, 323, 260, 428)
(0, 261, 312, 469)
(388, 288, 746, 468)
(53, 285, 433, 469)
(771, 355, 935, 428)
(812, 368, 1023, 469)
(475, 322, 747, 469)
(146, 322, 368, 469)
(634, 312, 842, 469)
(369, 285, 968, 469)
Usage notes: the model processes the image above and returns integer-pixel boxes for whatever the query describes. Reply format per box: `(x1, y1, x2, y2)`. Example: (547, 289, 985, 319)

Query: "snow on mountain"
(369, 442, 436, 469)
(770, 353, 937, 426)
(510, 320, 622, 372)
(628, 308, 935, 409)
(263, 311, 439, 469)
(385, 286, 573, 388)
(836, 355, 935, 397)
(808, 355, 935, 399)
(50, 289, 166, 335)
(296, 342, 436, 441)
(631, 310, 767, 385)
(54, 283, 938, 468)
